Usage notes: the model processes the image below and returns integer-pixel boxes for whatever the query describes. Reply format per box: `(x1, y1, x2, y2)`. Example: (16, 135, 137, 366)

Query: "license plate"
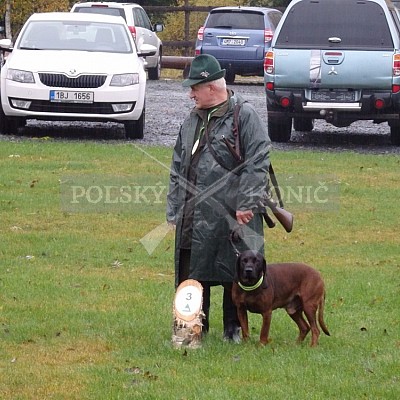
(310, 91, 355, 102)
(222, 38, 245, 46)
(50, 90, 94, 103)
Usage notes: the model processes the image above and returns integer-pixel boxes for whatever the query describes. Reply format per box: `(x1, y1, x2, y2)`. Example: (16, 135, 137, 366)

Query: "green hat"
(182, 54, 226, 87)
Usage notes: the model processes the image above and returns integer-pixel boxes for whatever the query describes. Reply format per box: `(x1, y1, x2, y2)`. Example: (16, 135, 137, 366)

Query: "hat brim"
(182, 69, 226, 87)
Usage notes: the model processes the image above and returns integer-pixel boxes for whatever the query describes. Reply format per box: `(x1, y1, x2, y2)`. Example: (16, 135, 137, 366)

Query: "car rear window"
(275, 0, 394, 49)
(73, 6, 125, 20)
(206, 10, 266, 30)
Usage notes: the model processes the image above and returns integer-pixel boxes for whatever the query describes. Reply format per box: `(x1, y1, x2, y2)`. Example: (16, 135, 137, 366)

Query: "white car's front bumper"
(1, 73, 146, 122)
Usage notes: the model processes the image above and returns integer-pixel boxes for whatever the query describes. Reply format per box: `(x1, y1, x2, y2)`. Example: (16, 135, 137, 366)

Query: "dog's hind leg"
(286, 297, 310, 343)
(303, 304, 320, 347)
(287, 310, 310, 343)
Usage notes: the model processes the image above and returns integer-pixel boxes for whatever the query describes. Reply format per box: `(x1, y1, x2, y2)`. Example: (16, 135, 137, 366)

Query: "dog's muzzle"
(244, 266, 255, 278)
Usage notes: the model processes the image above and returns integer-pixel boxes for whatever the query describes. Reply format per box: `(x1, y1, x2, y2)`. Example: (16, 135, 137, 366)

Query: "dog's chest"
(240, 290, 271, 313)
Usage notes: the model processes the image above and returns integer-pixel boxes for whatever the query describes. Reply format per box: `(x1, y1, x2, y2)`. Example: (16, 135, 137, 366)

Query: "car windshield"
(17, 20, 133, 53)
(275, 0, 393, 49)
(207, 10, 265, 30)
(73, 6, 125, 19)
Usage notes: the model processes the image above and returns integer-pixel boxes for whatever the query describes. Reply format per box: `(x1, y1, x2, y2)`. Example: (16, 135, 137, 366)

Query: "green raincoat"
(166, 91, 271, 286)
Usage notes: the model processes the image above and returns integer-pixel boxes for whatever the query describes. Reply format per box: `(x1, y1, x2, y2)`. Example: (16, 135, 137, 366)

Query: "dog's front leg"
(237, 306, 250, 341)
(259, 311, 273, 345)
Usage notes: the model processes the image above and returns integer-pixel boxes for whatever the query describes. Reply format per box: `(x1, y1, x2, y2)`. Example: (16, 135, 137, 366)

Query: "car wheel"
(390, 124, 400, 145)
(293, 117, 314, 132)
(225, 70, 235, 84)
(148, 52, 161, 80)
(267, 116, 292, 142)
(125, 107, 145, 140)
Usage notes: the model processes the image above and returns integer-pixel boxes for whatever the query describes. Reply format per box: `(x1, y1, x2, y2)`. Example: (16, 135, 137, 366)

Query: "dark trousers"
(179, 249, 240, 332)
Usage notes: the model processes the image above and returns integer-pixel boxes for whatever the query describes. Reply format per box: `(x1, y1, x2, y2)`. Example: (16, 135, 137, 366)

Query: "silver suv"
(265, 0, 400, 145)
(71, 2, 163, 80)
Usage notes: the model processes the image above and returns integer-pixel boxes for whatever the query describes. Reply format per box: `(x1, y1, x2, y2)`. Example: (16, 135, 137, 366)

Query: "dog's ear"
(261, 254, 268, 289)
(262, 254, 267, 275)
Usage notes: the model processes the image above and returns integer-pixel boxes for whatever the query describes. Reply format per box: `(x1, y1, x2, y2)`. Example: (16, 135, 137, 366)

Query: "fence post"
(184, 0, 190, 56)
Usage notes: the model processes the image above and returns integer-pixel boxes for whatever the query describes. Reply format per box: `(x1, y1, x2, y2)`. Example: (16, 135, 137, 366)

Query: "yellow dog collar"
(238, 275, 264, 292)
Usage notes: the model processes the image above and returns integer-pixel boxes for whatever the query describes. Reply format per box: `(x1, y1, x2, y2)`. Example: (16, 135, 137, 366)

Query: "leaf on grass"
(111, 260, 123, 268)
(143, 371, 158, 380)
(124, 367, 158, 382)
(125, 366, 142, 374)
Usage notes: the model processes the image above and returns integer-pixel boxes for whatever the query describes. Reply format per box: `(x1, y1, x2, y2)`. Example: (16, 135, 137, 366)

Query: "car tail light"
(393, 54, 400, 76)
(374, 99, 385, 109)
(280, 97, 291, 108)
(264, 51, 274, 74)
(195, 49, 201, 55)
(266, 82, 274, 91)
(392, 84, 400, 93)
(264, 29, 273, 43)
(128, 26, 136, 40)
(197, 26, 205, 41)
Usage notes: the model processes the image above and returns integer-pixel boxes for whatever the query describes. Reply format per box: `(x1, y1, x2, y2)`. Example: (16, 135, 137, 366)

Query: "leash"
(229, 226, 242, 258)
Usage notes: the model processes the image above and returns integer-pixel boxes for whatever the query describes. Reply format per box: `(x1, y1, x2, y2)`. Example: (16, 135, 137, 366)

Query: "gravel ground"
(1, 77, 399, 155)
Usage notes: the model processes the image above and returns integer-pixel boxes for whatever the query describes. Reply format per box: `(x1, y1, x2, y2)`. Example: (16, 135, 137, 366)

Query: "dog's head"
(235, 250, 267, 287)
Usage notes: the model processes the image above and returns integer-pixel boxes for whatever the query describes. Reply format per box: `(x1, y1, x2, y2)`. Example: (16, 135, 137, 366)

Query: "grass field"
(0, 139, 399, 399)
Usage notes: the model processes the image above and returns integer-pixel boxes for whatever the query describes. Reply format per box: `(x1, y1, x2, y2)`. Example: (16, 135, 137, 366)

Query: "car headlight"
(110, 73, 139, 86)
(7, 69, 35, 83)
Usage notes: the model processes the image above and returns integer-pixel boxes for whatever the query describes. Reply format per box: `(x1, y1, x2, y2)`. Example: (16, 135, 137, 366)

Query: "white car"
(70, 2, 164, 80)
(0, 12, 156, 139)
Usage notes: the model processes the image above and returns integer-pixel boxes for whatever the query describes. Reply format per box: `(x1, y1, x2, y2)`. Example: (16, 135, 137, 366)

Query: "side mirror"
(153, 23, 164, 33)
(137, 44, 157, 58)
(0, 38, 12, 51)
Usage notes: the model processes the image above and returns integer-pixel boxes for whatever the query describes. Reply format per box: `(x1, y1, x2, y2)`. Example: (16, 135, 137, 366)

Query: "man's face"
(189, 82, 213, 109)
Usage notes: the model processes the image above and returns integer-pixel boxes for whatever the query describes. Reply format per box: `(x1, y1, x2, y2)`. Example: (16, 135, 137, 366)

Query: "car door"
(132, 8, 156, 48)
(132, 8, 159, 67)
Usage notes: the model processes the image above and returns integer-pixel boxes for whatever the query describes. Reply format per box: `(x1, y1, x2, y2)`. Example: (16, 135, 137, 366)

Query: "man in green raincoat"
(166, 54, 271, 342)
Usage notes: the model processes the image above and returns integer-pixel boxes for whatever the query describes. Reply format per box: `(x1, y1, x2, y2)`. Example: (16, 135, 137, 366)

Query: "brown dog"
(232, 250, 330, 346)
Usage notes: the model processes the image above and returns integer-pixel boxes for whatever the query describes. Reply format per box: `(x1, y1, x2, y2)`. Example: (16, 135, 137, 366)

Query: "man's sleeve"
(166, 128, 183, 223)
(236, 103, 271, 211)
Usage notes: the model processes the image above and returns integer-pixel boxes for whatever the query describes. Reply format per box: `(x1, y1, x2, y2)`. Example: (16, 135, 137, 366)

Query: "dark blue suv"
(195, 6, 282, 84)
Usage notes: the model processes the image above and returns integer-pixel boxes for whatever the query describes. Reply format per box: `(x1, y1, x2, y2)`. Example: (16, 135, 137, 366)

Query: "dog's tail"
(318, 292, 331, 336)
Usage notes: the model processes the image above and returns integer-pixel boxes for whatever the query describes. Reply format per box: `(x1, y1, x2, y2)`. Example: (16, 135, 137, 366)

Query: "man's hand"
(167, 220, 176, 230)
(236, 210, 254, 225)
